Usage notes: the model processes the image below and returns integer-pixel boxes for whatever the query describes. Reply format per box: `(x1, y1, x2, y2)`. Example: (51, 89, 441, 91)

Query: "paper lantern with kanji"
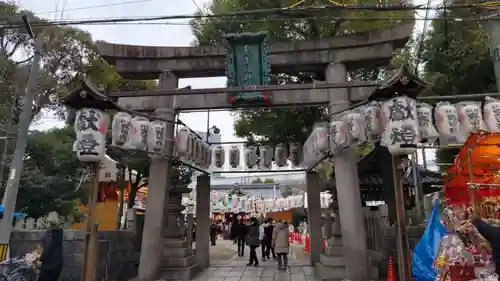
(259, 145, 273, 170)
(229, 146, 240, 169)
(213, 146, 225, 168)
(274, 144, 288, 167)
(289, 142, 301, 167)
(343, 110, 366, 146)
(147, 120, 167, 153)
(483, 97, 500, 132)
(111, 111, 132, 147)
(456, 101, 486, 138)
(329, 119, 346, 155)
(364, 101, 383, 141)
(417, 103, 438, 144)
(434, 102, 459, 141)
(244, 146, 257, 169)
(175, 128, 190, 160)
(129, 117, 150, 150)
(381, 96, 419, 155)
(74, 108, 109, 162)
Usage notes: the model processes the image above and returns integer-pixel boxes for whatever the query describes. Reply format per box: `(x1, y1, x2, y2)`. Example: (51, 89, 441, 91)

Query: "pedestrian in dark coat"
(264, 219, 276, 259)
(210, 221, 217, 246)
(232, 219, 247, 256)
(470, 218, 500, 277)
(38, 228, 64, 281)
(246, 217, 260, 266)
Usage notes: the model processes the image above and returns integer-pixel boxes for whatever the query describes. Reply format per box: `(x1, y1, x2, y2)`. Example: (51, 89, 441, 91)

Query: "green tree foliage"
(263, 178, 275, 183)
(8, 126, 88, 219)
(190, 0, 413, 146)
(421, 0, 494, 166)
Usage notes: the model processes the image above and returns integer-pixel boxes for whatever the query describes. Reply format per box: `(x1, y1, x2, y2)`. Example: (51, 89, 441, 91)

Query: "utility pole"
(0, 15, 44, 245)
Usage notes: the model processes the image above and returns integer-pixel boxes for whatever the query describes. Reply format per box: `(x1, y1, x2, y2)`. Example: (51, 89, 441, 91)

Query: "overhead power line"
(35, 0, 156, 15)
(1, 2, 499, 29)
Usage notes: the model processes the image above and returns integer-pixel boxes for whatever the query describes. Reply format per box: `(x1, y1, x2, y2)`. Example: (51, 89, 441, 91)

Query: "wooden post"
(392, 155, 411, 281)
(83, 162, 100, 281)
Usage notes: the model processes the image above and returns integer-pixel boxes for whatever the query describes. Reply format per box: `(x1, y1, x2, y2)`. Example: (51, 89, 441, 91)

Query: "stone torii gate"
(97, 22, 413, 281)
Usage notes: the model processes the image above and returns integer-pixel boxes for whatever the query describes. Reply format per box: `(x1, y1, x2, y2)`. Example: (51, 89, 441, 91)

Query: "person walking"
(38, 227, 64, 281)
(259, 220, 267, 261)
(272, 220, 290, 270)
(246, 217, 260, 266)
(210, 221, 217, 246)
(234, 218, 247, 256)
(264, 219, 276, 260)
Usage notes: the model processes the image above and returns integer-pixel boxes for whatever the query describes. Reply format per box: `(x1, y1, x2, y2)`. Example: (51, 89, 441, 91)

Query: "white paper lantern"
(274, 144, 288, 167)
(274, 198, 284, 211)
(255, 199, 264, 213)
(111, 112, 132, 147)
(204, 144, 212, 168)
(147, 120, 167, 153)
(312, 124, 330, 156)
(381, 120, 419, 155)
(283, 197, 291, 211)
(259, 145, 273, 170)
(329, 119, 346, 155)
(229, 146, 240, 169)
(213, 146, 225, 168)
(175, 128, 190, 160)
(231, 195, 239, 213)
(343, 110, 366, 146)
(129, 117, 150, 150)
(364, 101, 383, 141)
(434, 102, 459, 139)
(484, 96, 500, 132)
(456, 101, 486, 137)
(244, 146, 258, 169)
(199, 141, 206, 166)
(381, 96, 419, 155)
(74, 108, 109, 162)
(289, 142, 301, 167)
(417, 103, 438, 144)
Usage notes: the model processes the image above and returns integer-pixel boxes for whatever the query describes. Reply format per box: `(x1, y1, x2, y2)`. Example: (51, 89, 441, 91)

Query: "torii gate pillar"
(327, 63, 368, 281)
(137, 71, 177, 281)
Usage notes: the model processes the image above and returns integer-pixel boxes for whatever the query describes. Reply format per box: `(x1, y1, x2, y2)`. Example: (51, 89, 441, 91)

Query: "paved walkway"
(192, 240, 318, 281)
(192, 265, 320, 281)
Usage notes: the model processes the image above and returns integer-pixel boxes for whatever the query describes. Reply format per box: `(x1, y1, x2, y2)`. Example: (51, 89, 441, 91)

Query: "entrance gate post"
(306, 172, 322, 266)
(137, 71, 177, 281)
(326, 63, 369, 281)
(195, 174, 211, 269)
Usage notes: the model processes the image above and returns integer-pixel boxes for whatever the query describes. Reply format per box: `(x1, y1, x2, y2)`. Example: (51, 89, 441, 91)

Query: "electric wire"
(2, 2, 500, 28)
(34, 0, 156, 16)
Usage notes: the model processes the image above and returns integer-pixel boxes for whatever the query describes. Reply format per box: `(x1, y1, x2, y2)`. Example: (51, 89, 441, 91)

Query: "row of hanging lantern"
(181, 190, 332, 214)
(175, 127, 303, 170)
(110, 112, 171, 155)
(305, 95, 500, 157)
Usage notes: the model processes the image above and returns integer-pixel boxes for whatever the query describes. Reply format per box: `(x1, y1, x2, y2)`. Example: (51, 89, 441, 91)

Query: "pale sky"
(18, 0, 436, 170)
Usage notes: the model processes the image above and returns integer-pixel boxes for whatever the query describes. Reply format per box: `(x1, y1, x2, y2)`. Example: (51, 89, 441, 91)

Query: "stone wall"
(9, 230, 140, 281)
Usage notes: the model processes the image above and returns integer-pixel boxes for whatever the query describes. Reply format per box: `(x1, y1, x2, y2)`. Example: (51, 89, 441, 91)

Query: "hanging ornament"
(484, 96, 500, 132)
(129, 117, 150, 150)
(329, 118, 346, 156)
(417, 103, 438, 144)
(213, 146, 225, 169)
(244, 146, 258, 170)
(259, 145, 273, 170)
(434, 102, 460, 143)
(74, 108, 109, 162)
(381, 96, 419, 155)
(229, 146, 240, 169)
(364, 101, 383, 141)
(289, 142, 301, 168)
(147, 120, 167, 154)
(111, 112, 132, 147)
(456, 101, 486, 138)
(343, 109, 366, 147)
(274, 143, 288, 167)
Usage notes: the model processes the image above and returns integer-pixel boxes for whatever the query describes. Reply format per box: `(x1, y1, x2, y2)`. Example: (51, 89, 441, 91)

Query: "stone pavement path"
(191, 265, 320, 281)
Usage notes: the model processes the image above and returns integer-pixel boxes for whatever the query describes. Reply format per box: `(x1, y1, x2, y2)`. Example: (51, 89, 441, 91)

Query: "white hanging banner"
(74, 108, 109, 162)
